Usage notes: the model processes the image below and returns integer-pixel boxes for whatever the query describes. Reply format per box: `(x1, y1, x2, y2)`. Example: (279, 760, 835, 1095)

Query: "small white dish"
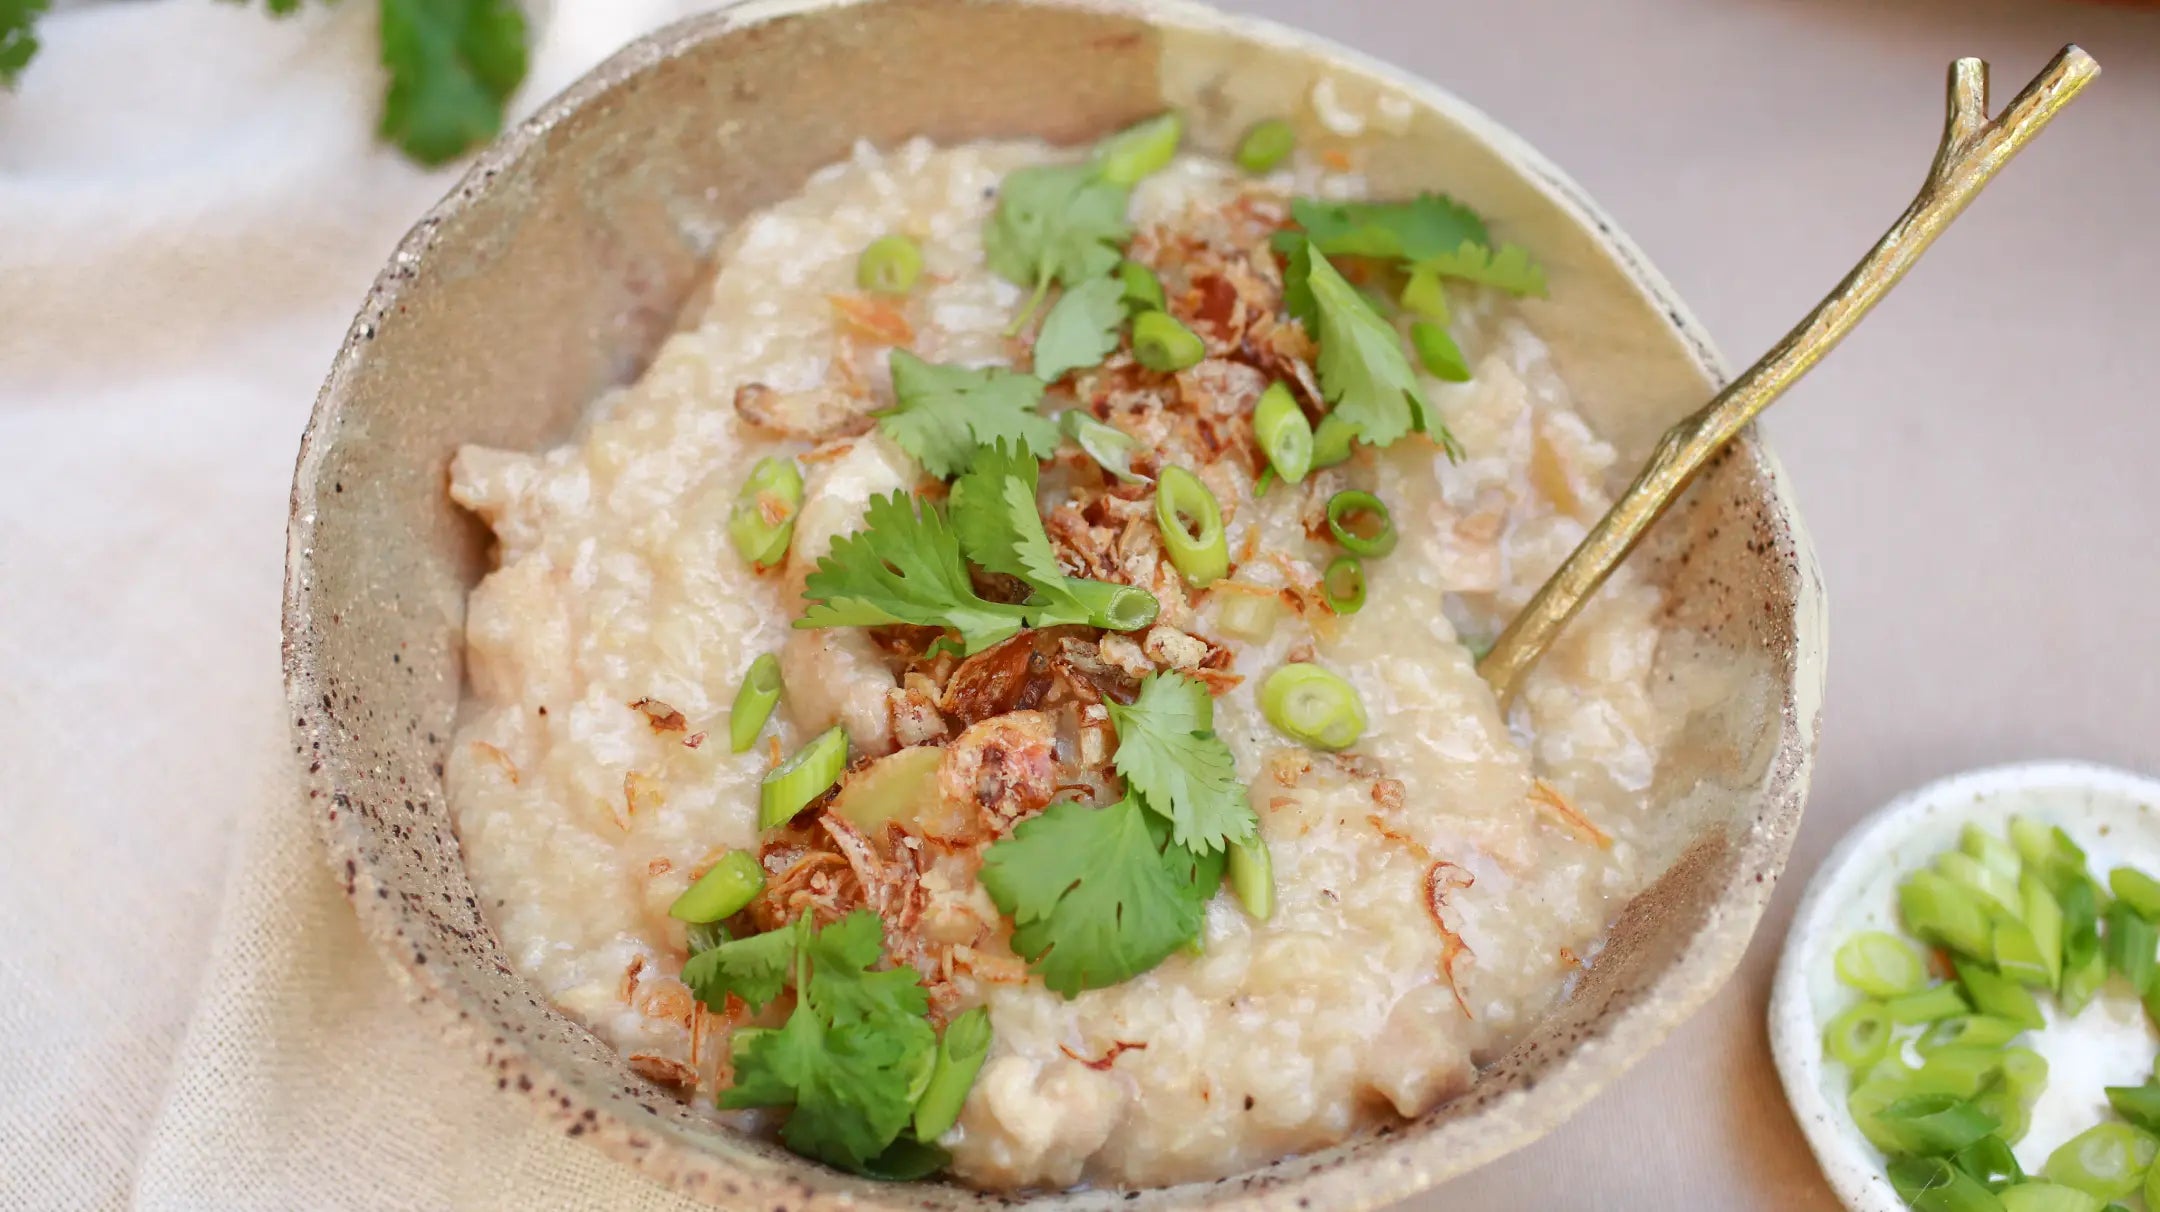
(1770, 761, 2160, 1210)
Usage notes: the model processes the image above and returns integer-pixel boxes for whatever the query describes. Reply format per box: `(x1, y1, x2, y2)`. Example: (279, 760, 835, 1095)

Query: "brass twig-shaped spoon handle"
(1477, 46, 2100, 708)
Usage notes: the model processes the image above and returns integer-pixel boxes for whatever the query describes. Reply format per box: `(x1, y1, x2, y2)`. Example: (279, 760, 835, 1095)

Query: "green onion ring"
(1325, 490, 1397, 557)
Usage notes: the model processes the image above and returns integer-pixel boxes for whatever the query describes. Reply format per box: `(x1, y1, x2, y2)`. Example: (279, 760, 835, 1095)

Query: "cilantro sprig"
(1, 0, 48, 87)
(1031, 275, 1127, 382)
(1286, 240, 1461, 456)
(703, 911, 966, 1178)
(1106, 672, 1256, 854)
(2, 0, 528, 165)
(877, 352, 1059, 480)
(948, 442, 1159, 633)
(797, 443, 1159, 654)
(980, 795, 1222, 997)
(984, 164, 1131, 330)
(1289, 193, 1547, 297)
(797, 490, 1032, 655)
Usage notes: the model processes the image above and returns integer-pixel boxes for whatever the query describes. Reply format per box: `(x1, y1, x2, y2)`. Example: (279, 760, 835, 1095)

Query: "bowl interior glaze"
(282, 1, 1826, 1207)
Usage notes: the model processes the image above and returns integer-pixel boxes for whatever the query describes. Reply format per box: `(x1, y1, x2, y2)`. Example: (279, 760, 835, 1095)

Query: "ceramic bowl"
(1770, 762, 2160, 1212)
(281, 0, 1826, 1206)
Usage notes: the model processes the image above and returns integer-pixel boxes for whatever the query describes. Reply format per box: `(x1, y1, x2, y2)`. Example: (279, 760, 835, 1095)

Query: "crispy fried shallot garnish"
(1529, 778, 1613, 849)
(1424, 861, 1477, 1019)
(1060, 1040, 1148, 1071)
(630, 698, 688, 732)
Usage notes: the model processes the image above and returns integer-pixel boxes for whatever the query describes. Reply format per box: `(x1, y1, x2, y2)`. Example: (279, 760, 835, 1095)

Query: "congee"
(445, 108, 1701, 1190)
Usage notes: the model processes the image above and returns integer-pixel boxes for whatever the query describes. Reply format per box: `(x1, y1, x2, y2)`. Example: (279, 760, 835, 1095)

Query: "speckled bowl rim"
(283, 0, 1828, 1206)
(1769, 761, 2160, 1212)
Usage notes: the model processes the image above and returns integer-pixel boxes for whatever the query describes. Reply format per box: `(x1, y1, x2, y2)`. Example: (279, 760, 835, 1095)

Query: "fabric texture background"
(2, 2, 2153, 1210)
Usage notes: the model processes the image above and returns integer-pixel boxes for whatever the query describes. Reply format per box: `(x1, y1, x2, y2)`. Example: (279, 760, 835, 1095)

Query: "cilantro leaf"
(797, 489, 1029, 655)
(1289, 193, 1491, 263)
(0, 0, 48, 86)
(984, 163, 1131, 326)
(379, 0, 530, 167)
(1106, 673, 1256, 853)
(1286, 242, 1460, 457)
(979, 796, 1210, 996)
(804, 909, 931, 1027)
(1288, 194, 1545, 298)
(682, 915, 804, 1013)
(878, 351, 1058, 480)
(1031, 276, 1127, 382)
(947, 443, 1159, 633)
(1416, 239, 1547, 297)
(716, 911, 944, 1176)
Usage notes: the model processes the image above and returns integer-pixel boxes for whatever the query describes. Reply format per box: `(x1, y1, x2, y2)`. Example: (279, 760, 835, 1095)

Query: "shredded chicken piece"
(886, 684, 950, 748)
(1141, 624, 1207, 671)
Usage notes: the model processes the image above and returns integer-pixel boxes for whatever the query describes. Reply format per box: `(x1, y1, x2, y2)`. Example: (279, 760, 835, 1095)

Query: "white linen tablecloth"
(2, 1, 2154, 1208)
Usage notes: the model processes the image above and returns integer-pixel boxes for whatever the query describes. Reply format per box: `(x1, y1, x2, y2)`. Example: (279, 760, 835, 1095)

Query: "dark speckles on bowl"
(280, 0, 1824, 1207)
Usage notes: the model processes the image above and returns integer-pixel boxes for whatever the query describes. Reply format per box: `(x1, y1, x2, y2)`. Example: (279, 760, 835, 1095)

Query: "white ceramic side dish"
(1771, 762, 2160, 1211)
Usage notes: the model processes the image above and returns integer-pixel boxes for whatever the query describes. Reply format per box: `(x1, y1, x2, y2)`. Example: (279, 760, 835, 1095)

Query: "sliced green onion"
(2103, 1082, 2160, 1134)
(1903, 869, 1997, 962)
(1229, 835, 1275, 921)
(1999, 1182, 2104, 1212)
(1260, 663, 1366, 751)
(2112, 868, 2160, 921)
(2060, 876, 2105, 1010)
(1939, 851, 2024, 918)
(730, 652, 783, 753)
(1887, 982, 1975, 1025)
(1956, 1134, 2026, 1192)
(1998, 1047, 2049, 1103)
(1154, 466, 1228, 587)
(1920, 1016, 2027, 1055)
(728, 456, 804, 568)
(1962, 823, 2024, 881)
(1995, 919, 2055, 989)
(1325, 490, 1397, 557)
(759, 725, 848, 830)
(685, 921, 731, 956)
(669, 850, 765, 924)
(856, 234, 924, 296)
(1093, 111, 1183, 186)
(1117, 259, 1166, 312)
(1882, 1093, 2003, 1156)
(2103, 900, 2156, 990)
(1061, 409, 1147, 484)
(1400, 265, 1449, 322)
(1132, 310, 1205, 372)
(1310, 413, 1358, 470)
(911, 1006, 992, 1142)
(1975, 1080, 2034, 1147)
(2022, 873, 2065, 987)
(1852, 1067, 1921, 1153)
(1320, 554, 1367, 616)
(2012, 816, 2088, 869)
(1914, 1047, 2010, 1100)
(1253, 381, 1313, 484)
(1410, 319, 1471, 382)
(1889, 1155, 2006, 1212)
(2043, 1123, 2159, 1201)
(1234, 117, 1295, 174)
(1836, 930, 1928, 999)
(1955, 958, 2046, 1030)
(1822, 1001, 1893, 1070)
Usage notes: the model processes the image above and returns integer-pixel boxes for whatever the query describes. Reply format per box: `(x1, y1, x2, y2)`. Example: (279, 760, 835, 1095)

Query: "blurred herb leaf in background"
(0, 0, 530, 167)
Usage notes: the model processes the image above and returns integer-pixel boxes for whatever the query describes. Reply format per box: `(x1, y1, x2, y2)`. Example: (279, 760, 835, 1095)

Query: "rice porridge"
(446, 124, 1694, 1190)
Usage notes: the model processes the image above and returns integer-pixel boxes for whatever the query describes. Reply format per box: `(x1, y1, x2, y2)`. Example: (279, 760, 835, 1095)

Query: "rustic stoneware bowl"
(282, 0, 1827, 1206)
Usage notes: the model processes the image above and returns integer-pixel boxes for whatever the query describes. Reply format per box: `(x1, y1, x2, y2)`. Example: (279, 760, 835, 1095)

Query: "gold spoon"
(1476, 46, 2101, 708)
